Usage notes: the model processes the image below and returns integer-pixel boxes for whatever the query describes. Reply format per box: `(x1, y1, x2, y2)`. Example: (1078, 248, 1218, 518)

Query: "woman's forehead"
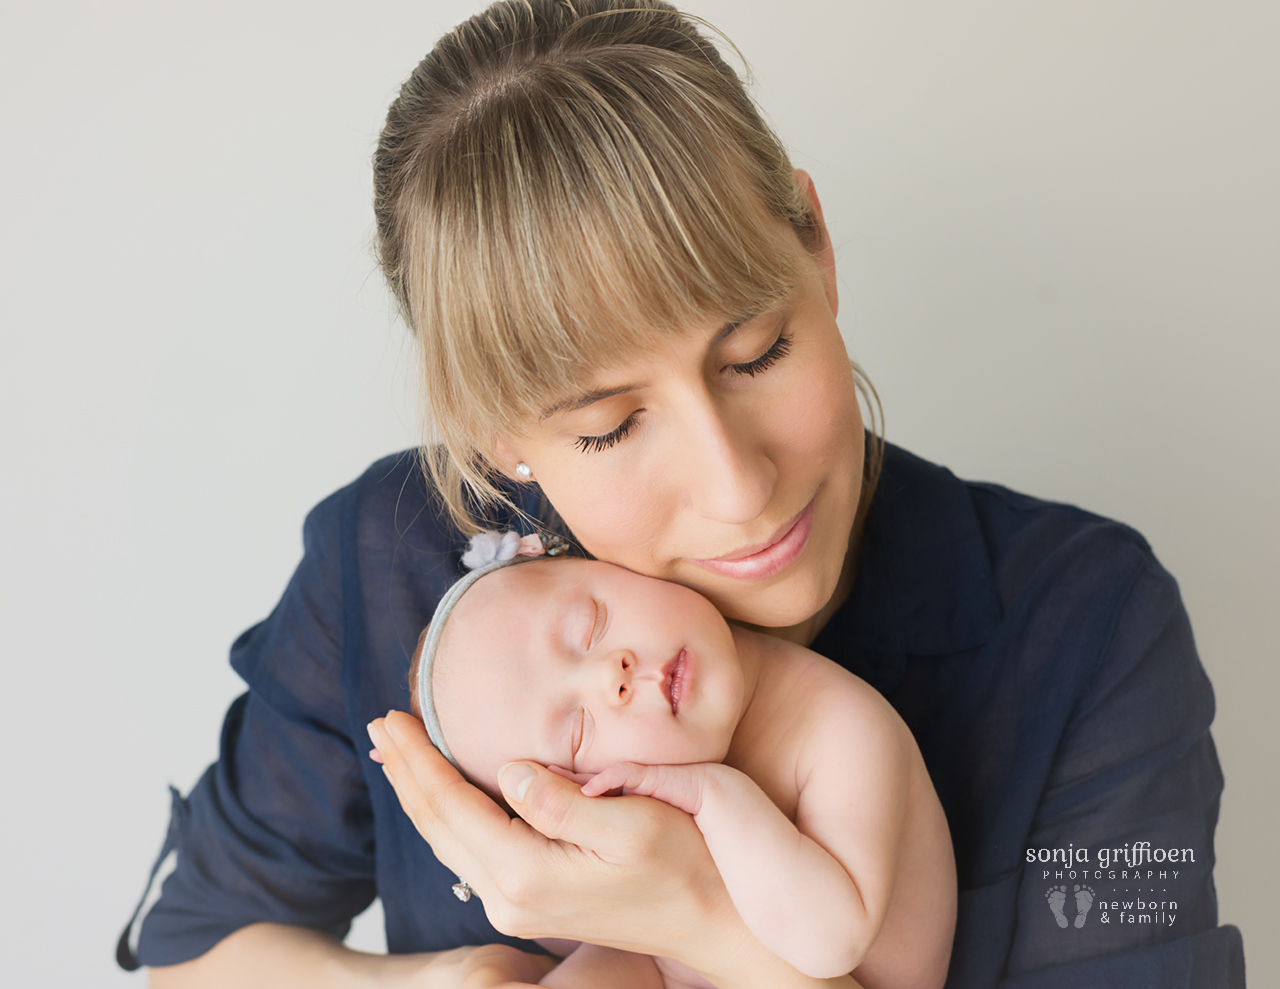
(442, 205, 811, 440)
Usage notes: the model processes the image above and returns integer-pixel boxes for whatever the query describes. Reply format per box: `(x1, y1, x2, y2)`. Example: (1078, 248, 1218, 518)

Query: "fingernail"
(369, 748, 384, 764)
(366, 721, 380, 745)
(382, 712, 402, 742)
(498, 763, 536, 803)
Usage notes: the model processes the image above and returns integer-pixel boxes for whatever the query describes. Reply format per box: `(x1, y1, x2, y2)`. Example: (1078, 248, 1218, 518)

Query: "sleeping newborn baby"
(408, 532, 957, 989)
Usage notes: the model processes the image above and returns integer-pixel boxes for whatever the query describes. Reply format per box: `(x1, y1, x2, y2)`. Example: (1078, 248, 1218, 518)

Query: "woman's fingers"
(372, 719, 726, 954)
(379, 711, 507, 828)
(497, 761, 676, 860)
(368, 712, 514, 882)
(378, 710, 467, 802)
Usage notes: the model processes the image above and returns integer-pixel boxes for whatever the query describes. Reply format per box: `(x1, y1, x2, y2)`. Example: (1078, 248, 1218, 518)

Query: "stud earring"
(515, 462, 532, 479)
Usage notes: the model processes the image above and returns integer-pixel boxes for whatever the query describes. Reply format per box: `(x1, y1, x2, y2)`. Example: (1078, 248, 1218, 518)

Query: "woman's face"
(499, 181, 863, 629)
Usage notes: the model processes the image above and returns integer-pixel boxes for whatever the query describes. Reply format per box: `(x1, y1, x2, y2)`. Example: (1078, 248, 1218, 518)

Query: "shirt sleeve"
(994, 555, 1245, 987)
(132, 488, 378, 967)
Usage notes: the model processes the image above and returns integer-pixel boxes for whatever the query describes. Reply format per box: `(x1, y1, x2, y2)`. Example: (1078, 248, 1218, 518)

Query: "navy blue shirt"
(126, 442, 1245, 986)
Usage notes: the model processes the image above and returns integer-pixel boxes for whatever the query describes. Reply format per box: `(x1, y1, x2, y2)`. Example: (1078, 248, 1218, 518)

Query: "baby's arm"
(539, 944, 664, 989)
(463, 941, 662, 989)
(582, 679, 912, 980)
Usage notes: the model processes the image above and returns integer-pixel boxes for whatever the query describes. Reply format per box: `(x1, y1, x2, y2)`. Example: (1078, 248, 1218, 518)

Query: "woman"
(125, 1, 1243, 986)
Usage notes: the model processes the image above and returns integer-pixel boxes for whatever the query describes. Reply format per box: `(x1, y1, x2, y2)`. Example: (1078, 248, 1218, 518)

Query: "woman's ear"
(490, 433, 528, 481)
(794, 168, 838, 319)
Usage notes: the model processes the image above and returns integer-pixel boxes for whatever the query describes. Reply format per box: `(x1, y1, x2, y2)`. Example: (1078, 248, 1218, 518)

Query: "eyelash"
(573, 411, 640, 454)
(728, 331, 793, 377)
(589, 600, 608, 649)
(571, 331, 793, 454)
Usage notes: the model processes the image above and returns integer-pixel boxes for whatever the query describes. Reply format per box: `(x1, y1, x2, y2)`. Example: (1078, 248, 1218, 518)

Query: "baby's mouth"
(662, 649, 690, 715)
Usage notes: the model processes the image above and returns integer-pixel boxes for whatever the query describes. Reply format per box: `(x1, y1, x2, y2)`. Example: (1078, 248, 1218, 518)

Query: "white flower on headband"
(460, 530, 549, 570)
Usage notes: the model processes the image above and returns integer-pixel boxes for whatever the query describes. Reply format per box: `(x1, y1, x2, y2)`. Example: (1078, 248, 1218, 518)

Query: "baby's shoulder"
(755, 635, 905, 759)
(770, 635, 894, 713)
(766, 638, 913, 792)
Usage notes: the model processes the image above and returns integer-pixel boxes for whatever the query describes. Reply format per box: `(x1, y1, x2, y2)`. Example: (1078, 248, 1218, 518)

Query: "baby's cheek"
(449, 717, 527, 794)
(625, 722, 718, 770)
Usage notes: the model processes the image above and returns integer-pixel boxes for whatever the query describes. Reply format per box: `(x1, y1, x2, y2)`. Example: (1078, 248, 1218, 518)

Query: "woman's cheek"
(771, 356, 859, 472)
(545, 463, 674, 576)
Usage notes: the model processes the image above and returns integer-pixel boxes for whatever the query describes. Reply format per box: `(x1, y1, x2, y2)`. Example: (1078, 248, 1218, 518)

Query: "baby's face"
(434, 558, 743, 795)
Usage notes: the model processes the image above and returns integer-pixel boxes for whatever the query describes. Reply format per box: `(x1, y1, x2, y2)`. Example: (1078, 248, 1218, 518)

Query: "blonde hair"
(374, 0, 881, 533)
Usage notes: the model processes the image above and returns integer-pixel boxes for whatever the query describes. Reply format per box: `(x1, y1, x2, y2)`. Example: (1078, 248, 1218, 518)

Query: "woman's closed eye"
(571, 325, 792, 453)
(726, 328, 792, 377)
(574, 410, 641, 454)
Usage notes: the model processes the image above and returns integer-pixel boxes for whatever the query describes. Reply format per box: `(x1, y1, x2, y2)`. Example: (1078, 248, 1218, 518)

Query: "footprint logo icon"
(1045, 885, 1069, 928)
(1073, 885, 1094, 928)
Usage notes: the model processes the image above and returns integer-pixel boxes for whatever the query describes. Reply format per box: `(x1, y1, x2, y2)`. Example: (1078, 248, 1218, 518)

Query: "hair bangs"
(376, 1, 833, 531)
(410, 55, 806, 441)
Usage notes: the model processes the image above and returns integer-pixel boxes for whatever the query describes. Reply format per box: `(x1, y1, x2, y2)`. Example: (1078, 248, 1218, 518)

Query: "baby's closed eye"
(589, 599, 609, 649)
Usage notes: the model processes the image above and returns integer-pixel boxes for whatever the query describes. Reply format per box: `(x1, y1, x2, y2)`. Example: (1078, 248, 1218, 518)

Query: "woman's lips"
(687, 498, 816, 581)
(662, 649, 690, 714)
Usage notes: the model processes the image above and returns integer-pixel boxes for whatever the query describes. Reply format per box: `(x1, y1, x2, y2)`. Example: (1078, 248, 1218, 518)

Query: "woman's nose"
(681, 397, 776, 525)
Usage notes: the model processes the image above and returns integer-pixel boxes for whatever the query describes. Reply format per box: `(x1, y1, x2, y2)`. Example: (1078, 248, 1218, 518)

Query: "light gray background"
(2, 1, 1275, 984)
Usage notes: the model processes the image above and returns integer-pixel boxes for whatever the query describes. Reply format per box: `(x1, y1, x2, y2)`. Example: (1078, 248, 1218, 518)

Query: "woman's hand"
(369, 711, 755, 981)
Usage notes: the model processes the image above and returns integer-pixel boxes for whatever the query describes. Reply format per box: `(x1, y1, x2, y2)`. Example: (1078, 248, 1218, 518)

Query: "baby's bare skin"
(420, 559, 956, 989)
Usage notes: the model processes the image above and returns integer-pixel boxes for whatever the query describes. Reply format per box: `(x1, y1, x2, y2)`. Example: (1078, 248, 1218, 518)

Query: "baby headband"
(416, 529, 568, 769)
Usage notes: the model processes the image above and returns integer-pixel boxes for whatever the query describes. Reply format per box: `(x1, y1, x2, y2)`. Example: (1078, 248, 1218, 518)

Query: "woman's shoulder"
(229, 449, 541, 722)
(304, 447, 548, 556)
(296, 448, 542, 616)
(306, 448, 452, 544)
(961, 472, 1167, 621)
(824, 443, 1177, 690)
(876, 441, 1166, 605)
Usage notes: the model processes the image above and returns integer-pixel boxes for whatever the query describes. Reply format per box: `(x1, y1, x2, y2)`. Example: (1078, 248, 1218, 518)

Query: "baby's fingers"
(546, 765, 595, 786)
(582, 763, 708, 814)
(581, 762, 652, 797)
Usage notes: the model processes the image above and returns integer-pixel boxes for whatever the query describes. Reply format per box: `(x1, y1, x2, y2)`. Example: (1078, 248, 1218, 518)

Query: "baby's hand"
(580, 762, 713, 816)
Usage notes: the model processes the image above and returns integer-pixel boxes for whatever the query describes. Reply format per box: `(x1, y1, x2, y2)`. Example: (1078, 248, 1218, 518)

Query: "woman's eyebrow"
(540, 384, 639, 420)
(715, 315, 753, 342)
(538, 317, 756, 419)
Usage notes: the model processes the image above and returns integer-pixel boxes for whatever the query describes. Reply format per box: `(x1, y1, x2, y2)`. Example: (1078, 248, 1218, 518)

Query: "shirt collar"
(815, 441, 1002, 673)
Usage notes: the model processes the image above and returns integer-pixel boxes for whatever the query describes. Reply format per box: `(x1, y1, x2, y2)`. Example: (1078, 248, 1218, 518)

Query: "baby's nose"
(601, 650, 636, 706)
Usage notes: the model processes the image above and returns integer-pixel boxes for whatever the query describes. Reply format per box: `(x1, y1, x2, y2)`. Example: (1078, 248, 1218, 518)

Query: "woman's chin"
(701, 567, 837, 629)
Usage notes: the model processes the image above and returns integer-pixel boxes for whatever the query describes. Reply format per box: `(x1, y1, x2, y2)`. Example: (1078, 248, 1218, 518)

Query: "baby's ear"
(406, 624, 430, 720)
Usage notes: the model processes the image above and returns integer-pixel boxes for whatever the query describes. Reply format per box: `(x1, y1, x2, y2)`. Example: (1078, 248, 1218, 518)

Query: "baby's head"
(410, 556, 744, 801)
